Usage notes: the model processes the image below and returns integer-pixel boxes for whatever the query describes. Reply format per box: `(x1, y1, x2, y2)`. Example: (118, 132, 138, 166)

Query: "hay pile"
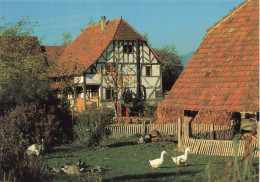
(155, 107, 232, 126)
(191, 111, 232, 126)
(154, 107, 182, 124)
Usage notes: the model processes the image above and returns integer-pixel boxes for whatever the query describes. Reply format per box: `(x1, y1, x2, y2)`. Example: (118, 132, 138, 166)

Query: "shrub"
(0, 102, 70, 181)
(144, 103, 158, 117)
(73, 107, 114, 148)
(0, 103, 63, 149)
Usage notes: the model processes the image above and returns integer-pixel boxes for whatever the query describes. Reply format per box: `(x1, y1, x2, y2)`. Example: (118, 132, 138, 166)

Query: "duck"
(172, 148, 191, 167)
(61, 160, 85, 175)
(149, 151, 168, 169)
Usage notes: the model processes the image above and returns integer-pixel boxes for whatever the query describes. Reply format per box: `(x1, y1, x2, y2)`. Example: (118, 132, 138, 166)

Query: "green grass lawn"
(44, 137, 259, 182)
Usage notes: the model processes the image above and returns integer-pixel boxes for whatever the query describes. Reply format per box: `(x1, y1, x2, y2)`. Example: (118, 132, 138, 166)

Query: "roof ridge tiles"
(206, 0, 253, 34)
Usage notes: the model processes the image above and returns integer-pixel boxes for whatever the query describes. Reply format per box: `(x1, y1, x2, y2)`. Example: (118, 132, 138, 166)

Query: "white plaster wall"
(152, 65, 160, 76)
(146, 88, 155, 99)
(122, 64, 137, 75)
(106, 43, 114, 61)
(74, 76, 83, 84)
(86, 74, 101, 84)
(141, 77, 160, 88)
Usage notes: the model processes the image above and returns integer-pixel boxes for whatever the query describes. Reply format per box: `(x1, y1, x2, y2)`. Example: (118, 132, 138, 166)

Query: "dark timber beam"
(83, 72, 86, 111)
(136, 39, 141, 98)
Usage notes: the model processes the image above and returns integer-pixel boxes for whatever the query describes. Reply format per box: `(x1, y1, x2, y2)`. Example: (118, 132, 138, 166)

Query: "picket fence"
(106, 123, 259, 157)
(106, 123, 232, 139)
(181, 137, 259, 157)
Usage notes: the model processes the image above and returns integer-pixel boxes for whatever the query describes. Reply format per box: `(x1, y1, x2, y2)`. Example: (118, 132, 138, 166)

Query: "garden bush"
(144, 103, 159, 117)
(73, 107, 114, 148)
(0, 102, 71, 181)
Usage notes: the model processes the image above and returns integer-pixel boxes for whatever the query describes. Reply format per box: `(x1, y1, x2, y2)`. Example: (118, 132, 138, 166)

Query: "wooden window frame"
(106, 88, 116, 100)
(123, 45, 133, 54)
(146, 65, 152, 76)
(86, 86, 99, 98)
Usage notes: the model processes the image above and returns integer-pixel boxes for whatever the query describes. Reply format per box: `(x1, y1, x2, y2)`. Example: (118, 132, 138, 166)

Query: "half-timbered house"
(56, 16, 164, 111)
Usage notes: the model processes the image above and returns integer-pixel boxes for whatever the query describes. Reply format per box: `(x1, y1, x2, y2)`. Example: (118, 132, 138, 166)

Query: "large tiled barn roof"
(57, 17, 160, 75)
(159, 0, 259, 112)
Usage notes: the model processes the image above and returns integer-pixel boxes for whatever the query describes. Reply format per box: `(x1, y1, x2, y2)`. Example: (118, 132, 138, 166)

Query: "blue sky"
(0, 0, 244, 55)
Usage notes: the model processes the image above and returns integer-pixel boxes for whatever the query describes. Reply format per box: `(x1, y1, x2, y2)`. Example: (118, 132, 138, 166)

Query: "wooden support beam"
(83, 73, 86, 111)
(136, 39, 141, 97)
(178, 118, 182, 149)
(184, 116, 190, 138)
(210, 123, 214, 140)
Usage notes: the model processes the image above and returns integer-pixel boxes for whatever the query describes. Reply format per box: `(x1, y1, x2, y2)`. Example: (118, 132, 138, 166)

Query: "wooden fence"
(106, 124, 142, 138)
(191, 123, 233, 140)
(106, 123, 179, 138)
(106, 123, 259, 157)
(181, 137, 259, 157)
(106, 123, 233, 139)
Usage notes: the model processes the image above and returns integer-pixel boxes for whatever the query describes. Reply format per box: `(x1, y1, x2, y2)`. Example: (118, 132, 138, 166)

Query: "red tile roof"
(57, 17, 161, 75)
(159, 0, 259, 112)
(41, 46, 63, 66)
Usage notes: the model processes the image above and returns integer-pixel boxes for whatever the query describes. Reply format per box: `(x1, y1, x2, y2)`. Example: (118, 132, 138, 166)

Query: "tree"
(95, 60, 135, 121)
(143, 31, 149, 42)
(154, 45, 183, 92)
(61, 32, 72, 48)
(0, 17, 71, 181)
(87, 16, 96, 26)
(49, 31, 87, 124)
(0, 17, 53, 113)
(80, 16, 97, 32)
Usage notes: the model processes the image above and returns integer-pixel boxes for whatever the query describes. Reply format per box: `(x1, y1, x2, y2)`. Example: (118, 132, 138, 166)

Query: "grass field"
(44, 137, 259, 182)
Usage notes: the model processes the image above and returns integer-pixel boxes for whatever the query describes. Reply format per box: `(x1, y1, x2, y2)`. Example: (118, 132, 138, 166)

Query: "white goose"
(149, 151, 168, 169)
(172, 148, 191, 166)
(26, 139, 44, 157)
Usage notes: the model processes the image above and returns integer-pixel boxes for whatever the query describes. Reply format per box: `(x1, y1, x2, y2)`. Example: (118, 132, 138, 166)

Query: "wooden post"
(136, 39, 141, 98)
(141, 120, 146, 134)
(184, 116, 190, 138)
(257, 122, 259, 140)
(210, 123, 214, 140)
(71, 87, 77, 124)
(178, 118, 182, 149)
(83, 73, 87, 111)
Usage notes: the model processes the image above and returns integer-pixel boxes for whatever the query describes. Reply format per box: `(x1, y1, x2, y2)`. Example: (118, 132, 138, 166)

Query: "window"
(106, 88, 116, 100)
(146, 66, 152, 76)
(123, 45, 133, 54)
(86, 86, 99, 98)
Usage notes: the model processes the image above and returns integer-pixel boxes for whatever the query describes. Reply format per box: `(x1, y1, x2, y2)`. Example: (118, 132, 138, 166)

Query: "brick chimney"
(100, 16, 106, 31)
